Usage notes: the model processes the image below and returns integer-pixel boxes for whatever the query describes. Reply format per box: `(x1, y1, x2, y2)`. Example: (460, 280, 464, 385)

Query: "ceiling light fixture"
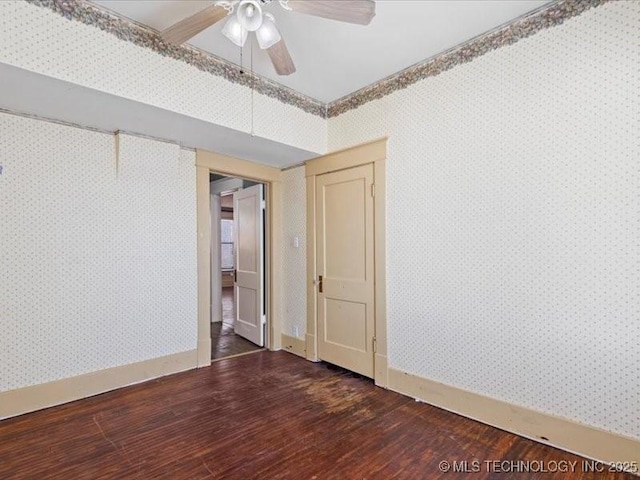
(222, 16, 248, 47)
(256, 13, 281, 50)
(223, 1, 282, 50)
(237, 0, 263, 32)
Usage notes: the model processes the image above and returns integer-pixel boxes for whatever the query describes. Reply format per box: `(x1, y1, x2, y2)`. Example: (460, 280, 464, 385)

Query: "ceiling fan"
(161, 0, 376, 76)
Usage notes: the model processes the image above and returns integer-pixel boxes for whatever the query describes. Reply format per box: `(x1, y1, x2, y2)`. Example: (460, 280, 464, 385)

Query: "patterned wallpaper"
(280, 167, 307, 339)
(329, 0, 640, 440)
(0, 1, 326, 155)
(0, 114, 197, 392)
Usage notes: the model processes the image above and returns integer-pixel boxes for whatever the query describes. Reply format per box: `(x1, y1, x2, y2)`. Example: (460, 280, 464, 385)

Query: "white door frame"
(196, 150, 283, 366)
(305, 138, 388, 388)
(210, 192, 222, 324)
(210, 177, 245, 325)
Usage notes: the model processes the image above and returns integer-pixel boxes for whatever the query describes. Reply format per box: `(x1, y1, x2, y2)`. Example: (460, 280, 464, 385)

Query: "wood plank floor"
(0, 351, 634, 479)
(211, 287, 262, 360)
(211, 321, 262, 360)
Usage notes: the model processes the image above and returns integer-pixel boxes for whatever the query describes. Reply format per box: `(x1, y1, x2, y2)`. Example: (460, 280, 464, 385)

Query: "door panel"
(324, 180, 367, 281)
(237, 286, 257, 323)
(325, 299, 367, 350)
(317, 164, 374, 377)
(233, 184, 264, 346)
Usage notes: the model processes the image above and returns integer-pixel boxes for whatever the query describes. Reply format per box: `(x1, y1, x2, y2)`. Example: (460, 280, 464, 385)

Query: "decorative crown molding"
(327, 0, 610, 118)
(25, 0, 610, 120)
(25, 0, 327, 118)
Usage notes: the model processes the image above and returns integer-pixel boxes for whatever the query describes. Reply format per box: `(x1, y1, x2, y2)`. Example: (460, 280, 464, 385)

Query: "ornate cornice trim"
(24, 0, 610, 120)
(327, 0, 610, 118)
(24, 0, 327, 118)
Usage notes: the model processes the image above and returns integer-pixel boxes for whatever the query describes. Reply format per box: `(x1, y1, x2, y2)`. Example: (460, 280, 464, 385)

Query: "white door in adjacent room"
(233, 184, 265, 346)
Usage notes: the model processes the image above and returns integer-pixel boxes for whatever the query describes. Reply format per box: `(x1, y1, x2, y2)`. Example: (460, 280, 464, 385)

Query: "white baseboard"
(0, 350, 198, 420)
(305, 333, 318, 361)
(197, 338, 212, 367)
(387, 367, 640, 472)
(374, 354, 388, 388)
(281, 334, 306, 358)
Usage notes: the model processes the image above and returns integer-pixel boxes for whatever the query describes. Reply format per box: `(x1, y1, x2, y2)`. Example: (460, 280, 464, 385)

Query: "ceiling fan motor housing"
(237, 0, 264, 31)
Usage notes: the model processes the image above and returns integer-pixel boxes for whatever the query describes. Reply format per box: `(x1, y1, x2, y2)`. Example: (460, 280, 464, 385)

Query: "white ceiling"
(92, 0, 550, 102)
(0, 64, 319, 167)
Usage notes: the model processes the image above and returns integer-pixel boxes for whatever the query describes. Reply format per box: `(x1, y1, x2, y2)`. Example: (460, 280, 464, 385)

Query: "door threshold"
(210, 348, 266, 364)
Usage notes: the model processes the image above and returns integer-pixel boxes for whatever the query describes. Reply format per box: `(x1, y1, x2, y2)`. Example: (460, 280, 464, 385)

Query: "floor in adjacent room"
(211, 286, 263, 360)
(0, 351, 634, 479)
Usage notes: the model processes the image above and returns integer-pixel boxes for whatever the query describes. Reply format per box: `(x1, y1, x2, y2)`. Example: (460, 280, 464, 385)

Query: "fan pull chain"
(250, 39, 255, 137)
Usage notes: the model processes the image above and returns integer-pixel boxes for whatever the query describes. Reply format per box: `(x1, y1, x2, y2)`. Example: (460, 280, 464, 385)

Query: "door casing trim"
(305, 138, 388, 387)
(196, 150, 283, 365)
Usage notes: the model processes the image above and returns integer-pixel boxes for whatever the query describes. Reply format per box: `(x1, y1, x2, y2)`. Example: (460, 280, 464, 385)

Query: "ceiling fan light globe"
(237, 0, 263, 32)
(222, 17, 248, 47)
(256, 18, 281, 50)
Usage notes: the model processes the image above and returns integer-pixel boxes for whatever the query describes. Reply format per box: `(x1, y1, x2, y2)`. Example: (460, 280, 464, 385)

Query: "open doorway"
(210, 174, 265, 361)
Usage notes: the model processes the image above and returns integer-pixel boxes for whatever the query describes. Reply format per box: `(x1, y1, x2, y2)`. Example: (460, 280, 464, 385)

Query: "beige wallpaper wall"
(328, 0, 640, 440)
(0, 113, 197, 392)
(280, 167, 308, 339)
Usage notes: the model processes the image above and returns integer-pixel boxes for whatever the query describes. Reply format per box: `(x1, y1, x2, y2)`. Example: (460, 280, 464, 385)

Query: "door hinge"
(318, 275, 323, 293)
(261, 199, 266, 210)
(370, 183, 376, 197)
(372, 336, 377, 353)
(261, 314, 267, 325)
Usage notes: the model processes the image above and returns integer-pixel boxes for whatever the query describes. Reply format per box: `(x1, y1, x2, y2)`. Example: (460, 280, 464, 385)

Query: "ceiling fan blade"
(287, 0, 375, 25)
(161, 5, 228, 45)
(267, 38, 296, 76)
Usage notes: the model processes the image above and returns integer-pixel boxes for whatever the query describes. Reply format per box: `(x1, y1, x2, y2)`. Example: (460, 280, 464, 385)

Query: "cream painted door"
(316, 164, 375, 377)
(233, 184, 265, 346)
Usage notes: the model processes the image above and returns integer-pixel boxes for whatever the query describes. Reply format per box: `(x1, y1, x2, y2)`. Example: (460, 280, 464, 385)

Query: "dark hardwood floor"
(0, 351, 634, 479)
(211, 287, 262, 360)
